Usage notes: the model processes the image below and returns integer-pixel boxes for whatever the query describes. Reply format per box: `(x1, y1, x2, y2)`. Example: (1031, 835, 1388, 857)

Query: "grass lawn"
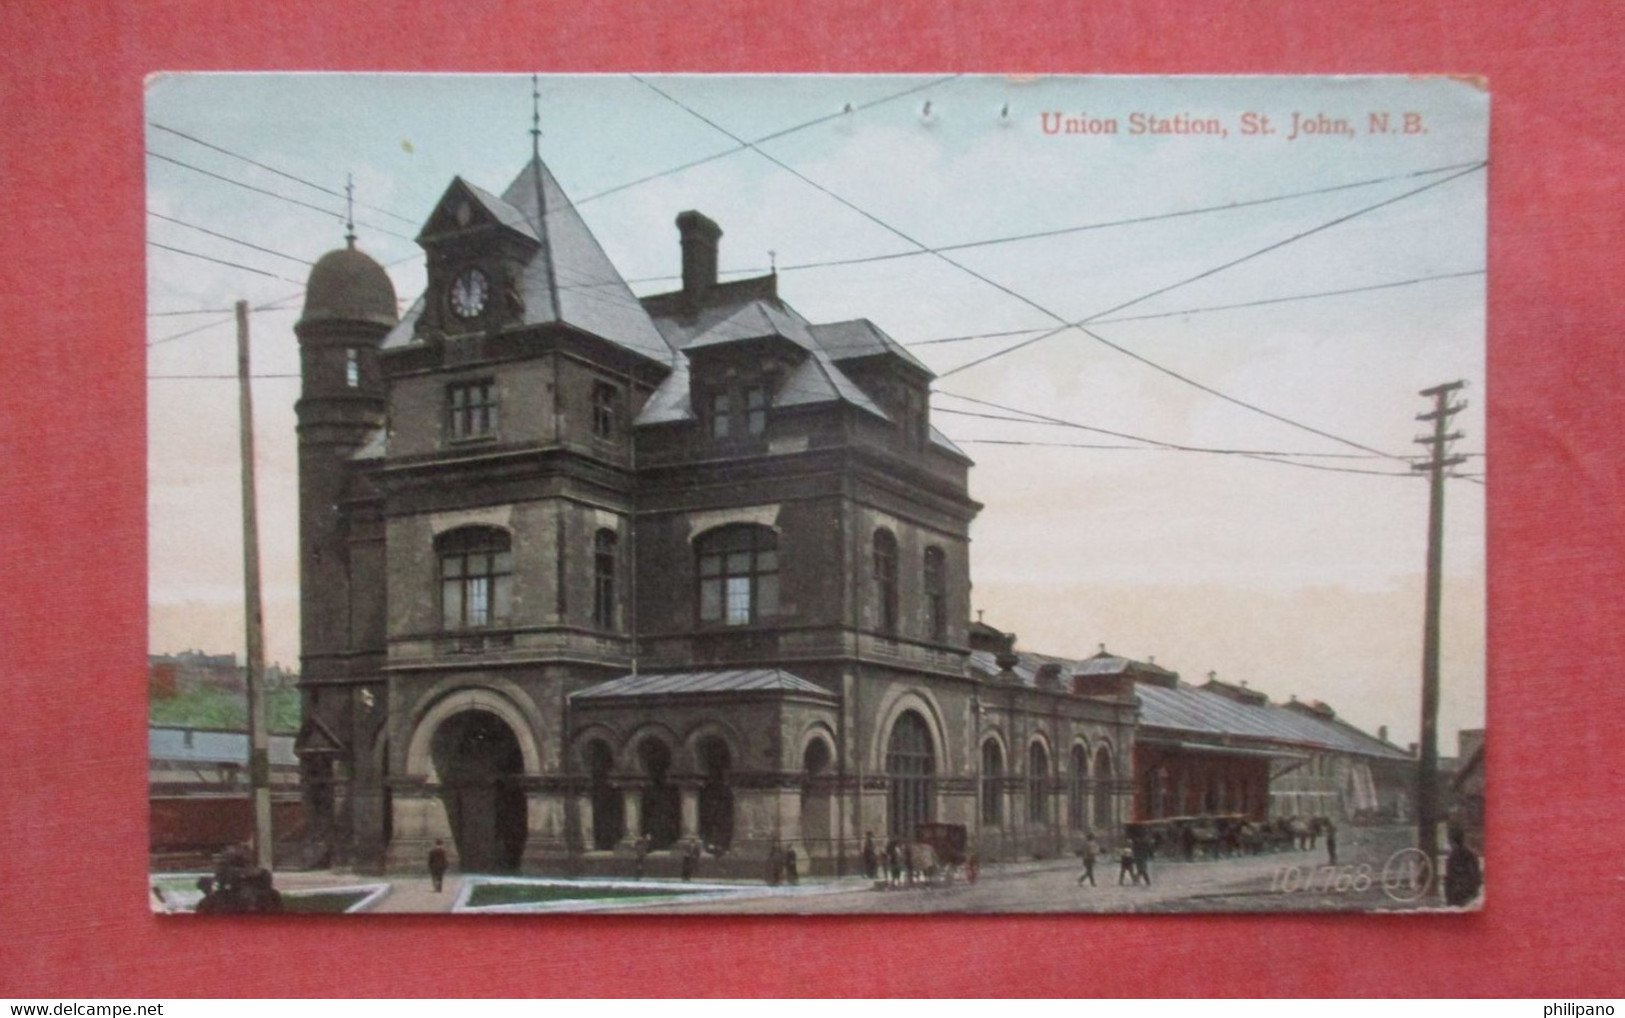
(283, 890, 372, 914)
(465, 883, 710, 908)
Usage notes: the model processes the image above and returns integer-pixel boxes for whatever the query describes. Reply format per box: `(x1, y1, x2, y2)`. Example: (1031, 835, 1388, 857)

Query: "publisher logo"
(1380, 848, 1434, 902)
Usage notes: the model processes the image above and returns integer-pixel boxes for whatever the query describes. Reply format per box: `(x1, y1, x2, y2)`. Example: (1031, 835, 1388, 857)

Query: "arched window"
(873, 529, 898, 634)
(1028, 742, 1050, 824)
(1069, 745, 1088, 831)
(585, 739, 622, 851)
(696, 525, 778, 626)
(980, 739, 1004, 826)
(886, 711, 934, 840)
(923, 546, 947, 642)
(593, 529, 618, 630)
(1094, 747, 1114, 830)
(438, 527, 512, 629)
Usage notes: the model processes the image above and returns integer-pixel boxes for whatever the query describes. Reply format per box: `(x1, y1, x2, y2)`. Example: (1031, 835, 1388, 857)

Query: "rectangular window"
(710, 392, 731, 438)
(591, 381, 619, 439)
(745, 386, 767, 435)
(440, 532, 512, 630)
(448, 380, 499, 441)
(345, 348, 360, 388)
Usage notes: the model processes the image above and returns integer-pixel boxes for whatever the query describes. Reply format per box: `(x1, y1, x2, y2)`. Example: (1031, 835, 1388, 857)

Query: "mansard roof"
(571, 668, 835, 700)
(808, 318, 933, 377)
(383, 157, 673, 364)
(966, 647, 1409, 761)
(637, 280, 894, 425)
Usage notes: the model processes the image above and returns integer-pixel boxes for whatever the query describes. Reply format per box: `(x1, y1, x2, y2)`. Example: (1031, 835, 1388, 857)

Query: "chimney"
(1378, 725, 1389, 743)
(676, 210, 722, 304)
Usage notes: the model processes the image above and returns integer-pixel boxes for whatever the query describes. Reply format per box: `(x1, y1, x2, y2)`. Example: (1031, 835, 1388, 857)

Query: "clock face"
(450, 268, 490, 319)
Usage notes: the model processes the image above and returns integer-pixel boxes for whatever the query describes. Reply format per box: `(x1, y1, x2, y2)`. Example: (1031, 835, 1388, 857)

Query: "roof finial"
(344, 173, 357, 248)
(530, 73, 542, 160)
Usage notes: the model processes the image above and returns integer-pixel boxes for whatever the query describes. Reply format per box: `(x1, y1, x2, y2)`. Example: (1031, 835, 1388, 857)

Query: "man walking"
(427, 839, 448, 893)
(1117, 843, 1136, 885)
(1076, 832, 1098, 887)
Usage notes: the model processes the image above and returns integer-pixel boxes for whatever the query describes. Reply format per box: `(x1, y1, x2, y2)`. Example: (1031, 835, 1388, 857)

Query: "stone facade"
(294, 152, 1139, 876)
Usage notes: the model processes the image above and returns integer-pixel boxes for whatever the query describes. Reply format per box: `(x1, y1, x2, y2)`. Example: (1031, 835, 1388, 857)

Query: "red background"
(2, 0, 1622, 997)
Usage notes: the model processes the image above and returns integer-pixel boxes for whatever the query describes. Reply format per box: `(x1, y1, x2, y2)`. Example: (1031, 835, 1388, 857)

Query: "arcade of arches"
(387, 683, 1134, 876)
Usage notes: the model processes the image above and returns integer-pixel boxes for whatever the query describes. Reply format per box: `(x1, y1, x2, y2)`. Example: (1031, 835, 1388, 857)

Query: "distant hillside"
(149, 685, 301, 734)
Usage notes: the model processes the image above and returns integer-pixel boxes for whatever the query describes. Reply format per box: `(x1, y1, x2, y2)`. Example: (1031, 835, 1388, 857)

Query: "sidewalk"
(371, 875, 462, 913)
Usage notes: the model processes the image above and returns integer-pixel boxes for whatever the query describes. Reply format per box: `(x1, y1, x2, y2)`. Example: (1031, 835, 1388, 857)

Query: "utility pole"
(237, 299, 274, 871)
(1412, 380, 1467, 893)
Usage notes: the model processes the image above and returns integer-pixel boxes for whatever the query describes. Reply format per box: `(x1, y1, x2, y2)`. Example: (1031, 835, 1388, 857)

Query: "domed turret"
(298, 245, 398, 330)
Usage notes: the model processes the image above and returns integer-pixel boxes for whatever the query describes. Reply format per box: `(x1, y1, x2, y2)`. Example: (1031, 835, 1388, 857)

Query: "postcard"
(145, 73, 1486, 914)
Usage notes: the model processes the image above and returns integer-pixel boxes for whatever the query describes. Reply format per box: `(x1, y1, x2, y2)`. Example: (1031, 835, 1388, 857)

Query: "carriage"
(912, 822, 970, 885)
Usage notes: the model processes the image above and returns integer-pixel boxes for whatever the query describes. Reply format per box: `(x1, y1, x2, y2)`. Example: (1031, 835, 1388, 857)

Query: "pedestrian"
(634, 832, 651, 880)
(862, 831, 878, 881)
(680, 840, 700, 882)
(766, 842, 782, 886)
(1324, 821, 1338, 866)
(887, 839, 902, 888)
(1132, 835, 1153, 886)
(428, 839, 449, 892)
(903, 841, 915, 887)
(1117, 844, 1135, 885)
(784, 845, 799, 885)
(1443, 827, 1482, 907)
(1076, 832, 1098, 887)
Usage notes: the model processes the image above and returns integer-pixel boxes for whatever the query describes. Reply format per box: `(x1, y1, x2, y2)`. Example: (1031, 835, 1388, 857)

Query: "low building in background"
(148, 726, 304, 868)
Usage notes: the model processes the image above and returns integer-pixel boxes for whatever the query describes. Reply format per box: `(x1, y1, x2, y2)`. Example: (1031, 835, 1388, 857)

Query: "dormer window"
(708, 385, 768, 440)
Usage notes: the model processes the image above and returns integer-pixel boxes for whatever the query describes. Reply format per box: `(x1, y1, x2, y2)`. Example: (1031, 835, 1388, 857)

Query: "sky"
(146, 74, 1487, 749)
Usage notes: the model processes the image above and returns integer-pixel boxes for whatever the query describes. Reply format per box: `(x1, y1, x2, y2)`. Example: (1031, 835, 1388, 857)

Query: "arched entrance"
(886, 710, 935, 840)
(430, 710, 527, 873)
(585, 739, 623, 851)
(697, 736, 734, 851)
(638, 739, 681, 850)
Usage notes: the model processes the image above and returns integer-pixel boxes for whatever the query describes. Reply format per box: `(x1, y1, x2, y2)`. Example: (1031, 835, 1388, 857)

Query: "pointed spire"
(344, 173, 357, 248)
(527, 73, 558, 314)
(530, 73, 542, 161)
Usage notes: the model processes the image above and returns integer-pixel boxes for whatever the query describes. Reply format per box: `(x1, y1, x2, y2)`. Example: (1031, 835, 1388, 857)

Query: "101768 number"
(1271, 864, 1373, 893)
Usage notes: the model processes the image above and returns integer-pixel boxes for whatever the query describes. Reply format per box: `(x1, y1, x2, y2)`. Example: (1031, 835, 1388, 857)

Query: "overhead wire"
(937, 162, 1486, 381)
(905, 270, 1487, 347)
(146, 150, 417, 244)
(575, 76, 958, 205)
(635, 73, 1483, 464)
(150, 122, 421, 225)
